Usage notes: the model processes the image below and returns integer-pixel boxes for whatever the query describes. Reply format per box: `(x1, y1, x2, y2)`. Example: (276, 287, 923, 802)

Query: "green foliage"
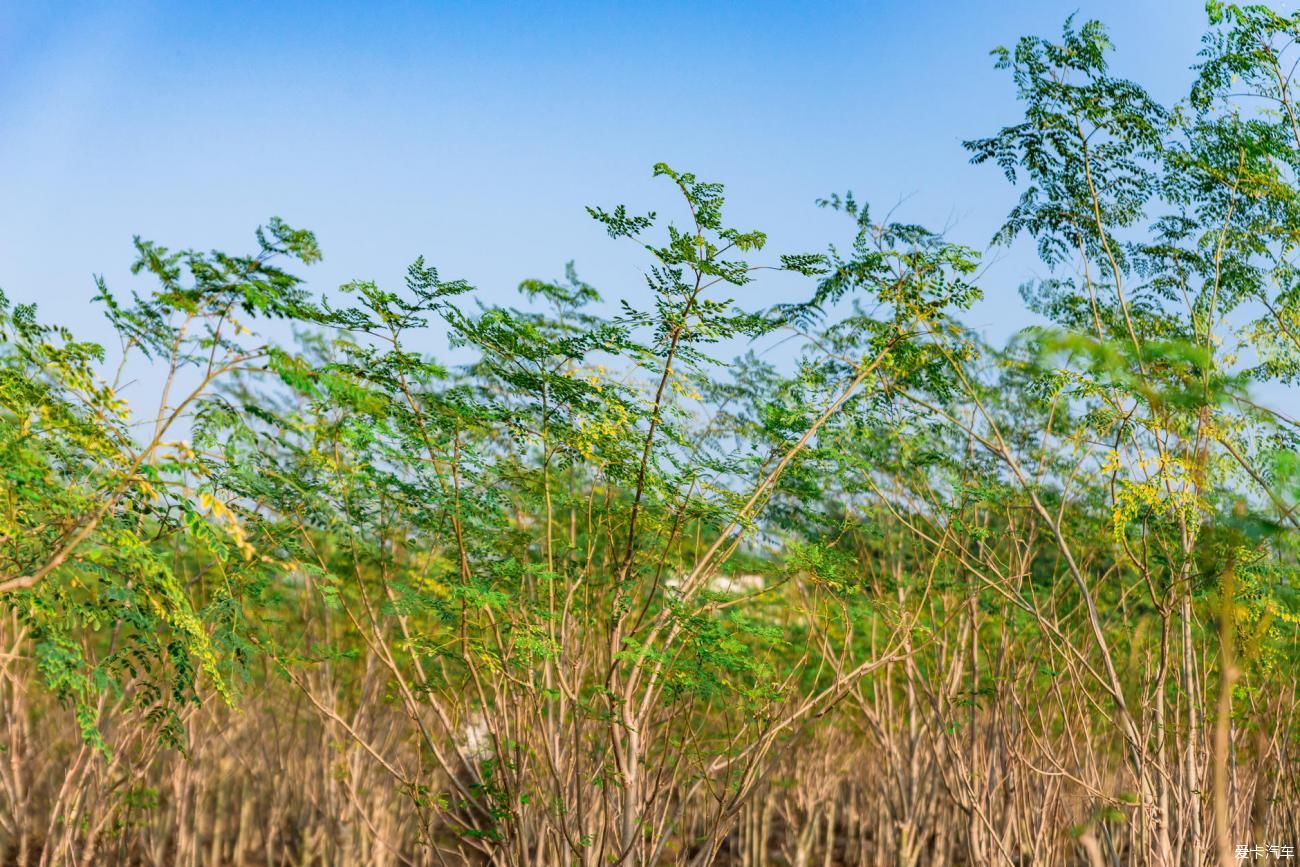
(0, 221, 321, 753)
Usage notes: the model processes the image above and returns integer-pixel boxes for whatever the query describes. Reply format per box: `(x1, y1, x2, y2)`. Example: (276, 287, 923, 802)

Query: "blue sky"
(0, 1, 1220, 357)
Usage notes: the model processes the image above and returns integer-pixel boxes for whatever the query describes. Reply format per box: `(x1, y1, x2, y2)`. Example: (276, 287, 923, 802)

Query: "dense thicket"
(3, 7, 1300, 866)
